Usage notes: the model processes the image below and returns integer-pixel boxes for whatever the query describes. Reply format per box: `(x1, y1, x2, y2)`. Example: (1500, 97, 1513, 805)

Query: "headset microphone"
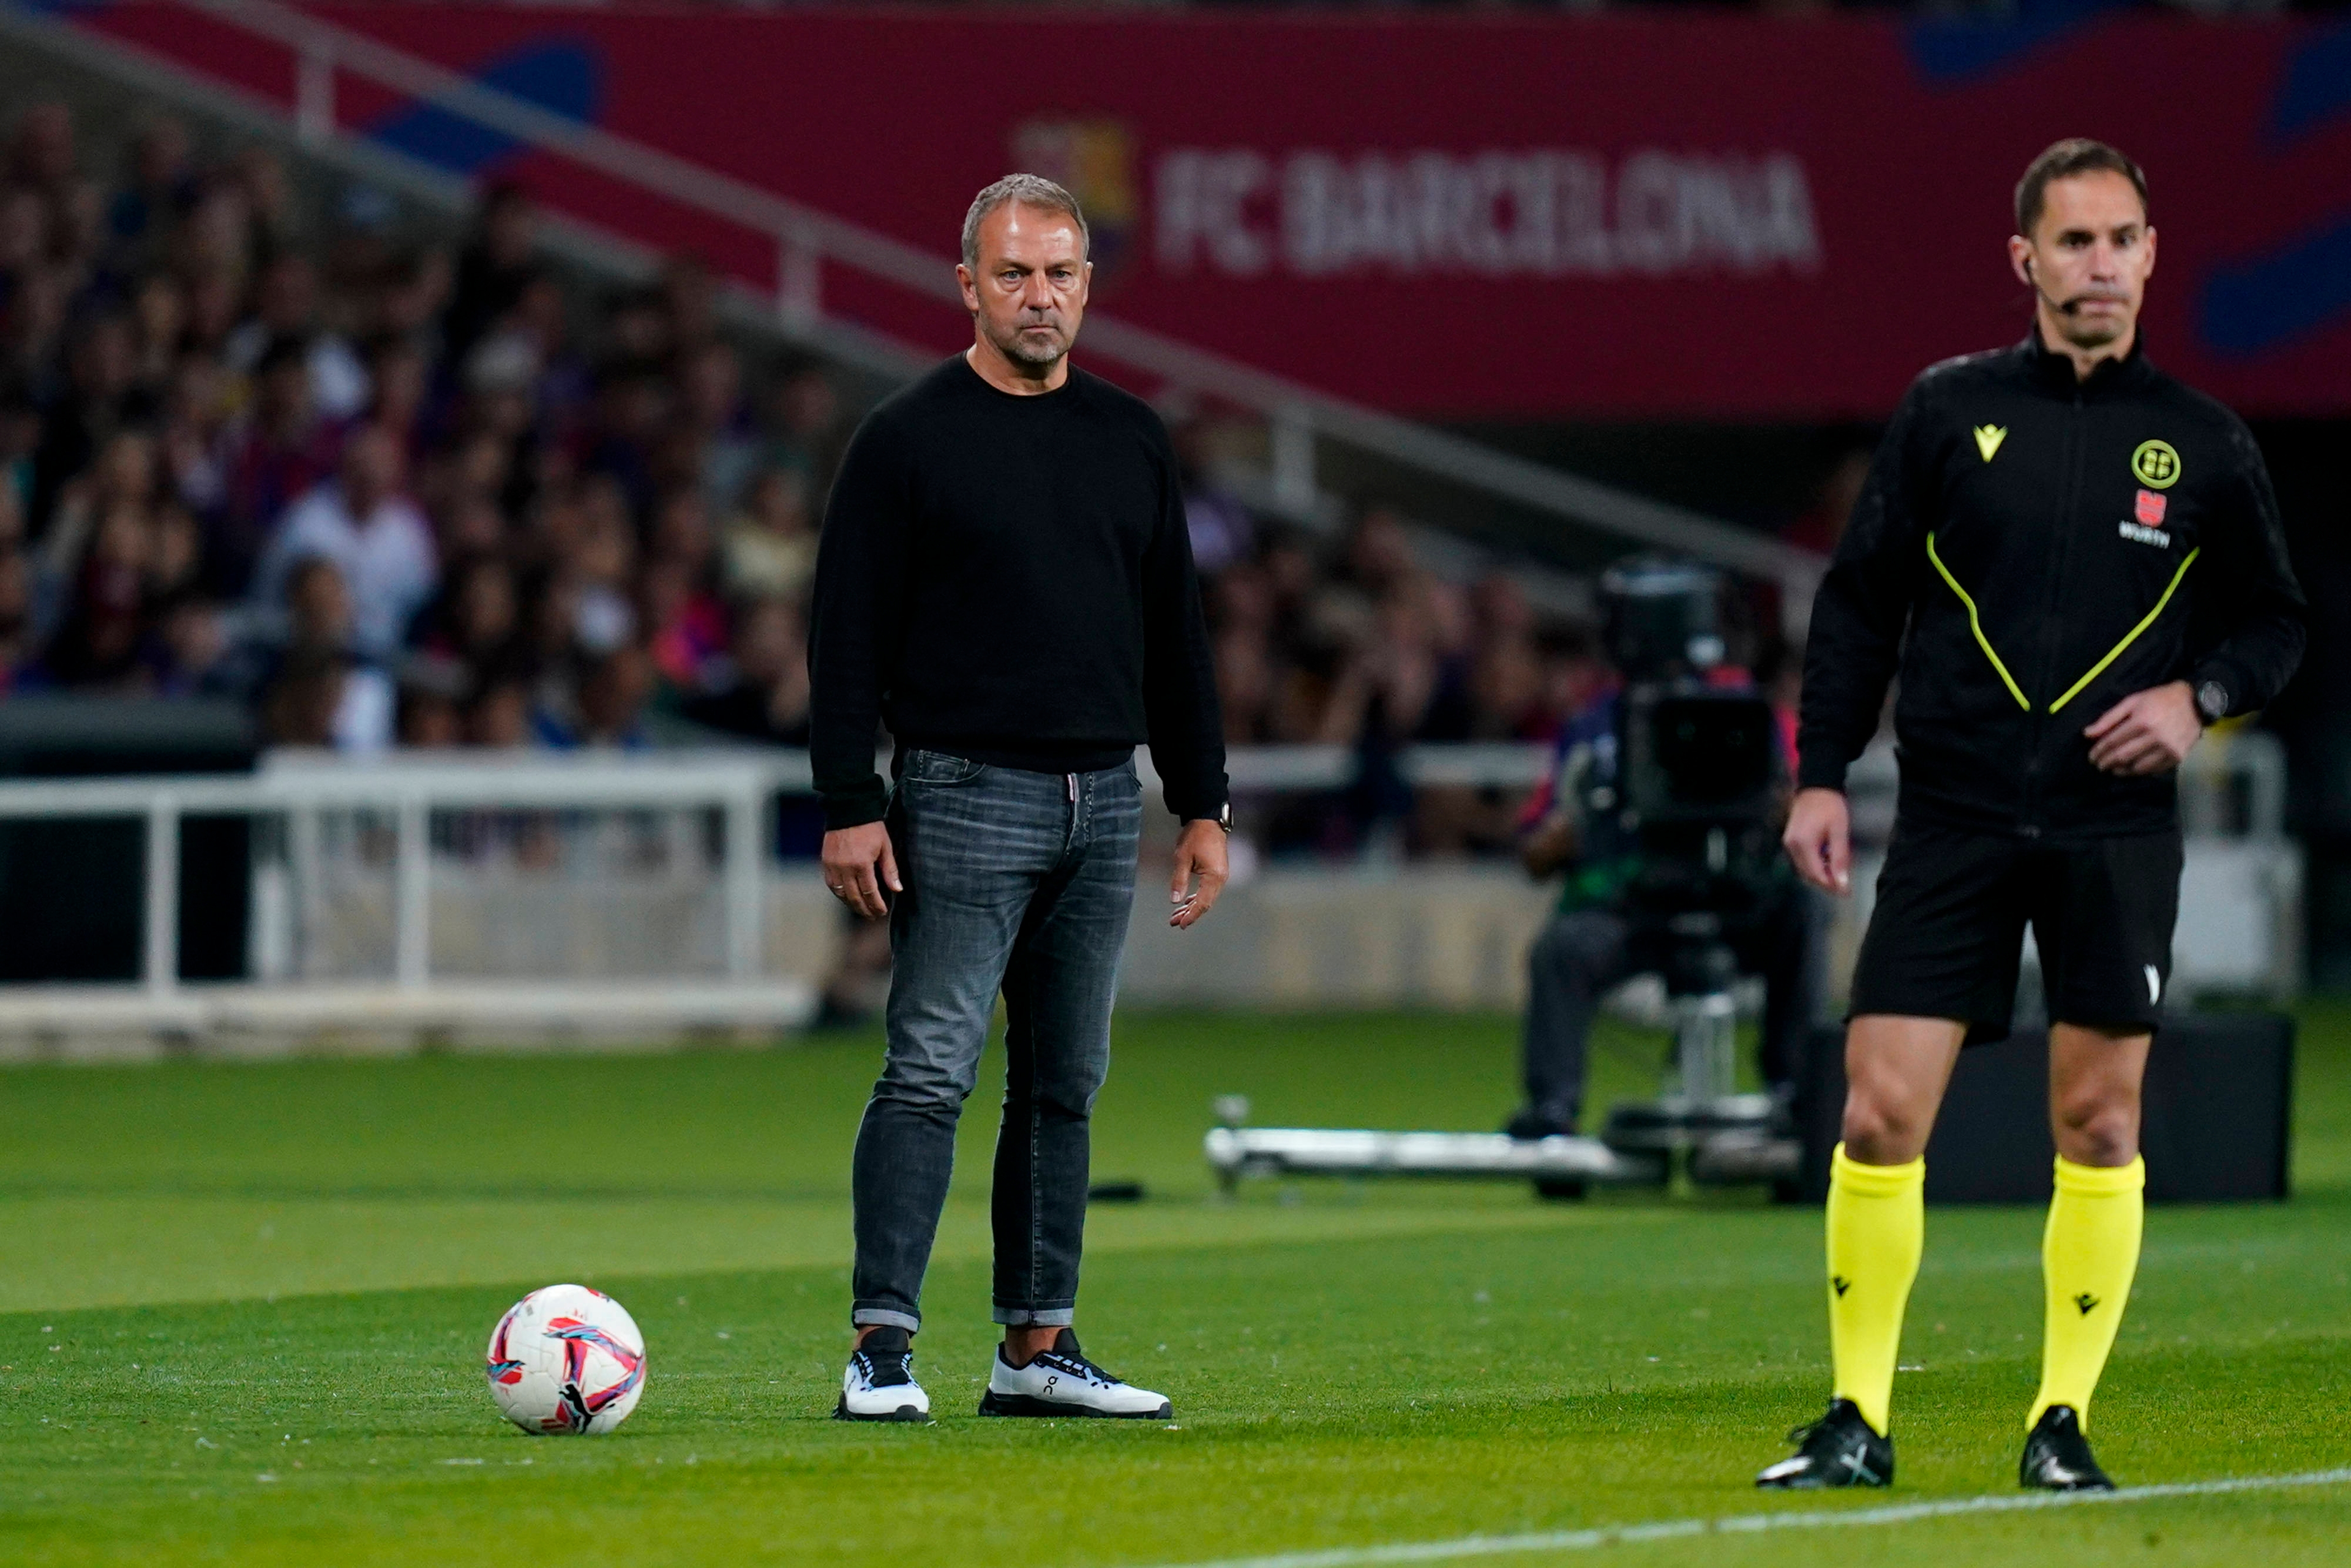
(2024, 256, 2080, 317)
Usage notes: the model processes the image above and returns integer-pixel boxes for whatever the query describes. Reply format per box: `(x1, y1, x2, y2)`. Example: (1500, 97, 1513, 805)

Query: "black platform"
(0, 699, 255, 983)
(1794, 1010, 2294, 1204)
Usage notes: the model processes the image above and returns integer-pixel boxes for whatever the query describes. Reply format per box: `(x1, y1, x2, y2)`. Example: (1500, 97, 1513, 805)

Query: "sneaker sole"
(832, 1396, 931, 1424)
(2021, 1469, 2114, 1492)
(976, 1389, 1172, 1420)
(1756, 1472, 1888, 1490)
(1755, 1458, 1894, 1490)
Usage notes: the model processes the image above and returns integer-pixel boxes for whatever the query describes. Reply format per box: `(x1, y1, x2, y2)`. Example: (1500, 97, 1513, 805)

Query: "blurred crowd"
(1189, 485, 1801, 855)
(0, 102, 1813, 863)
(1191, 491, 1610, 855)
(0, 103, 838, 756)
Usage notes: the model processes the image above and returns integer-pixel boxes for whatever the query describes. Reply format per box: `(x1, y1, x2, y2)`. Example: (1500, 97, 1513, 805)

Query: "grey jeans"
(849, 748, 1141, 1332)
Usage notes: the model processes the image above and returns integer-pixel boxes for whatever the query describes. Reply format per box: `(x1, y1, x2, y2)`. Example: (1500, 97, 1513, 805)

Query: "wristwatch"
(1213, 803, 1234, 835)
(2194, 680, 2230, 725)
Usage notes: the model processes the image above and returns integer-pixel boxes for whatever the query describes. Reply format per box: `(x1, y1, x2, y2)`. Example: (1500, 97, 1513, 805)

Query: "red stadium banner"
(74, 4, 2351, 420)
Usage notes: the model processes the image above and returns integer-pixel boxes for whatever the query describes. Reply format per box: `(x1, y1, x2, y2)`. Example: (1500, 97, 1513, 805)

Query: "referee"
(1760, 141, 2304, 1490)
(811, 175, 1230, 1422)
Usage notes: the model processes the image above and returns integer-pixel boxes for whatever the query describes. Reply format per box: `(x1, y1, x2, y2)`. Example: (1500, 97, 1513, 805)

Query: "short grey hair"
(961, 174, 1089, 271)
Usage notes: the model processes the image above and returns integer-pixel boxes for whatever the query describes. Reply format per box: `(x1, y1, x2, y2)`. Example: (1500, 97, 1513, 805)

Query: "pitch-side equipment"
(1207, 560, 1802, 1201)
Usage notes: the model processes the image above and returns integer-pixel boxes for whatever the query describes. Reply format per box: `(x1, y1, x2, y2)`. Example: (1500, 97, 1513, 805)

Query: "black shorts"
(1849, 819, 2182, 1046)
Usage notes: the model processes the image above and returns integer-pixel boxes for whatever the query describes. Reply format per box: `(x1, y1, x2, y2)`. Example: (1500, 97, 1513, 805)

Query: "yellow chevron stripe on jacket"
(1924, 534, 2199, 715)
(1924, 533, 2029, 710)
(2048, 548, 2200, 714)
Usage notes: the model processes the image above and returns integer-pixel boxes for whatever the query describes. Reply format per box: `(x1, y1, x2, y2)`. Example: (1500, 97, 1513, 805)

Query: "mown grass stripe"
(1150, 1467, 2351, 1568)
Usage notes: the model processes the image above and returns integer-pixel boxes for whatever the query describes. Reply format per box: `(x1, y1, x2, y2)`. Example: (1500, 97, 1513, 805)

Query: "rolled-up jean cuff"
(852, 1307, 922, 1332)
(992, 1305, 1077, 1327)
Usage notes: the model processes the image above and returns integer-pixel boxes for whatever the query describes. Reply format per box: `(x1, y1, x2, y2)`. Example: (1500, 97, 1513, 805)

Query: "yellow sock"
(2030, 1154, 2145, 1432)
(1826, 1142, 1925, 1436)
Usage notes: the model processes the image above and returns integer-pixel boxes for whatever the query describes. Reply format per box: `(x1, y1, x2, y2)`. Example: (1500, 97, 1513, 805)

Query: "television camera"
(1590, 559, 1796, 1185)
(1207, 559, 1804, 1198)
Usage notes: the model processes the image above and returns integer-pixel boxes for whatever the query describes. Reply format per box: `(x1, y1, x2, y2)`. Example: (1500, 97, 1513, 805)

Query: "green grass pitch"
(1, 1003, 2345, 1566)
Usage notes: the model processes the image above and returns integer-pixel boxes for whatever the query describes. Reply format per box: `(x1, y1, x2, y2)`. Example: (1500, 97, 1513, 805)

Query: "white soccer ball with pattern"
(484, 1284, 647, 1435)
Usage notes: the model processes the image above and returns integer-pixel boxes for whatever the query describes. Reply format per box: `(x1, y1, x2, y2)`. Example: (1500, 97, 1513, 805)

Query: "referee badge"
(2131, 440, 2181, 489)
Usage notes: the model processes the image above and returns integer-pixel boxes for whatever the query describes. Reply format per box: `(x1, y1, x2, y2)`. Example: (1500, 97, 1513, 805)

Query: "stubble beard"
(991, 317, 1068, 371)
(2055, 307, 2129, 351)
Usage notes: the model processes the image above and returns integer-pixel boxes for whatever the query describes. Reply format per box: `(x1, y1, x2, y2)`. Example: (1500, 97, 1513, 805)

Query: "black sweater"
(1798, 331, 2305, 839)
(808, 355, 1228, 830)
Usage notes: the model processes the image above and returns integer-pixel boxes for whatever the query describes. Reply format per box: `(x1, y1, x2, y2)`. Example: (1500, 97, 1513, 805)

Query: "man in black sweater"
(810, 174, 1229, 1424)
(1759, 141, 2304, 1493)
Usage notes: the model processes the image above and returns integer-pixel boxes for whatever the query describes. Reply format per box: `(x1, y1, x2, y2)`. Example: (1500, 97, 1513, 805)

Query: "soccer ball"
(484, 1284, 647, 1435)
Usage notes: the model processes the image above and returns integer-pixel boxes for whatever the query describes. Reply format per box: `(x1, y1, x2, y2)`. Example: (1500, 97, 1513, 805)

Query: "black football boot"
(1755, 1398, 1895, 1489)
(2020, 1406, 2115, 1491)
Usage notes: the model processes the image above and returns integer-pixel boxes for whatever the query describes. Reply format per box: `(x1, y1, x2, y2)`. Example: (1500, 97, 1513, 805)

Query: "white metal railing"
(19, 0, 1822, 598)
(0, 736, 2284, 998)
(0, 737, 2299, 1042)
(0, 751, 793, 1000)
(1163, 741, 1555, 793)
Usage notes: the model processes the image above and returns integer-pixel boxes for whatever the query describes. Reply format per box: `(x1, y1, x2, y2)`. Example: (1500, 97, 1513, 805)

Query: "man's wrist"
(820, 782, 888, 832)
(1793, 757, 1848, 792)
(1182, 804, 1234, 835)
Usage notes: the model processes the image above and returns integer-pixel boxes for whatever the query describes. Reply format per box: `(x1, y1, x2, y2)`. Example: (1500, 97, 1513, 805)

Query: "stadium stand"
(0, 99, 1769, 861)
(0, 12, 2313, 1034)
(0, 111, 831, 752)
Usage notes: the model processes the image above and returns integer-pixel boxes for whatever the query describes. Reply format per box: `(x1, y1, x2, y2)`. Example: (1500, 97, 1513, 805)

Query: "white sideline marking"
(1152, 1468, 2351, 1568)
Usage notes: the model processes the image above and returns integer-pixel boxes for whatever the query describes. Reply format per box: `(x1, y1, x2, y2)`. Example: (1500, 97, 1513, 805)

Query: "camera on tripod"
(1201, 558, 1804, 1199)
(1594, 560, 1796, 1180)
(1607, 557, 1782, 915)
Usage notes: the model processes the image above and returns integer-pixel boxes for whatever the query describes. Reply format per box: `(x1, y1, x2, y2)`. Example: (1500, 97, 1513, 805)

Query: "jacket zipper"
(2022, 387, 2088, 838)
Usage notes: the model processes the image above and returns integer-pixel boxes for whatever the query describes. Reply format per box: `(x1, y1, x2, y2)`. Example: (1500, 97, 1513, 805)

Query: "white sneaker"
(977, 1329, 1172, 1419)
(834, 1327, 931, 1422)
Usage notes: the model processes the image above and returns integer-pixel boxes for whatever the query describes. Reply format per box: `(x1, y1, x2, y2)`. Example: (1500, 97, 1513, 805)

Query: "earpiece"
(2023, 253, 2076, 315)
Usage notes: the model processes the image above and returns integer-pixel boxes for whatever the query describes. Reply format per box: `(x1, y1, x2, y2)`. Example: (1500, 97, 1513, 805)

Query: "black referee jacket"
(1796, 331, 2306, 840)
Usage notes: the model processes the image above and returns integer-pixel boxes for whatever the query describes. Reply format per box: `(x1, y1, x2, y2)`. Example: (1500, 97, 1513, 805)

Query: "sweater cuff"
(1162, 779, 1228, 824)
(820, 779, 890, 831)
(1795, 749, 1848, 793)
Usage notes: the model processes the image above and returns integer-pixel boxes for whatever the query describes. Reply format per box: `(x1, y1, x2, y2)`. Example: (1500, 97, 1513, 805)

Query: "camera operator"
(1503, 561, 1828, 1149)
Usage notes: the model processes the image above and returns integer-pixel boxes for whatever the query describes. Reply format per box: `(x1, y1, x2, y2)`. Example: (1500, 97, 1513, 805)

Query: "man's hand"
(1169, 819, 1229, 929)
(2085, 680, 2202, 776)
(1782, 786, 1853, 895)
(821, 822, 900, 920)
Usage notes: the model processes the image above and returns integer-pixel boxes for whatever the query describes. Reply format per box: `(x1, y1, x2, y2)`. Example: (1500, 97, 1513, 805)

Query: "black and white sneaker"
(976, 1329, 1171, 1420)
(2020, 1406, 2113, 1491)
(1755, 1398, 1894, 1488)
(834, 1326, 931, 1422)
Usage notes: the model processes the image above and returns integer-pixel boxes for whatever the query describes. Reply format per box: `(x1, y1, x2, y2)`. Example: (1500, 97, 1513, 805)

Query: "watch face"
(2197, 681, 2229, 721)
